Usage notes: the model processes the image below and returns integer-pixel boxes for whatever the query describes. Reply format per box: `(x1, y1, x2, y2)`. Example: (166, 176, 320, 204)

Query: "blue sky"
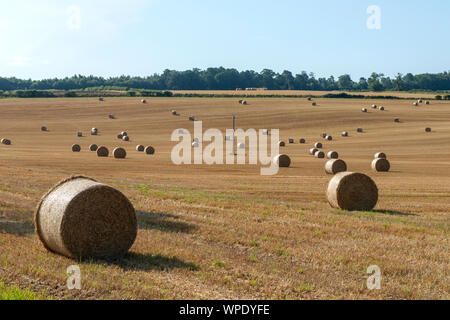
(0, 0, 449, 80)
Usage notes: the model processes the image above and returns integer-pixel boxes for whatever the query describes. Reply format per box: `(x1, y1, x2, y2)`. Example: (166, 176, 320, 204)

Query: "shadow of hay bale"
(0, 218, 35, 236)
(373, 210, 418, 216)
(136, 211, 197, 233)
(106, 252, 200, 271)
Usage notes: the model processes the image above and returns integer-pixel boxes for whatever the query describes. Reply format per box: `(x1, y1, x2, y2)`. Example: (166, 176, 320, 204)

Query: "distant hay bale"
(72, 144, 81, 152)
(413, 102, 418, 106)
(325, 159, 347, 174)
(145, 146, 155, 154)
(121, 131, 128, 137)
(379, 106, 385, 111)
(109, 114, 115, 119)
(374, 152, 387, 159)
(273, 154, 291, 167)
(238, 142, 245, 149)
(289, 138, 294, 144)
(34, 176, 137, 259)
(394, 118, 400, 123)
(314, 142, 323, 149)
(307, 97, 312, 101)
(238, 100, 243, 104)
(299, 138, 306, 144)
(189, 115, 195, 121)
(136, 145, 144, 152)
(357, 128, 363, 133)
(141, 99, 147, 104)
(97, 146, 109, 157)
(425, 101, 430, 105)
(91, 128, 98, 135)
(122, 136, 130, 142)
(312, 102, 317, 106)
(41, 126, 48, 132)
(309, 148, 318, 155)
(372, 158, 390, 172)
(321, 132, 327, 138)
(342, 131, 349, 137)
(362, 108, 368, 113)
(326, 172, 378, 211)
(99, 97, 104, 101)
(241, 100, 247, 105)
(327, 151, 339, 159)
(117, 134, 123, 139)
(113, 147, 127, 159)
(314, 150, 325, 158)
(418, 99, 422, 103)
(172, 110, 177, 115)
(89, 144, 98, 152)
(77, 131, 82, 137)
(325, 135, 333, 141)
(425, 127, 432, 132)
(279, 141, 286, 147)
(1, 138, 11, 145)
(371, 104, 377, 109)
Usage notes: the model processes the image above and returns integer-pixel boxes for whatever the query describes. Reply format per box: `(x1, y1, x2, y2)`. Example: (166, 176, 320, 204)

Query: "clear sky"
(0, 0, 449, 80)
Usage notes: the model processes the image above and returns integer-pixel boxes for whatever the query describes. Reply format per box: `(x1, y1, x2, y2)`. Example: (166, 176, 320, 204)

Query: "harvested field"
(0, 96, 448, 300)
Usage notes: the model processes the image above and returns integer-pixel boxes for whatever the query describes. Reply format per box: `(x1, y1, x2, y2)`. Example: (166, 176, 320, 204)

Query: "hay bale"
(312, 102, 317, 106)
(145, 146, 155, 154)
(121, 131, 128, 137)
(241, 100, 247, 105)
(97, 146, 109, 157)
(314, 142, 323, 149)
(299, 138, 306, 144)
(309, 148, 318, 155)
(325, 135, 333, 141)
(379, 106, 385, 111)
(371, 104, 377, 109)
(374, 152, 387, 159)
(279, 141, 286, 147)
(122, 136, 130, 142)
(72, 144, 81, 152)
(77, 131, 82, 137)
(172, 110, 177, 115)
(413, 102, 418, 106)
(273, 154, 291, 168)
(394, 118, 400, 123)
(34, 176, 137, 259)
(326, 172, 378, 211)
(136, 145, 144, 152)
(141, 99, 146, 104)
(41, 126, 48, 132)
(113, 147, 127, 159)
(109, 114, 115, 119)
(117, 134, 123, 139)
(289, 138, 294, 144)
(1, 138, 11, 145)
(91, 128, 98, 135)
(189, 115, 195, 121)
(89, 144, 98, 152)
(325, 159, 347, 174)
(307, 97, 312, 101)
(342, 131, 349, 137)
(357, 128, 363, 133)
(425, 127, 432, 132)
(321, 132, 327, 138)
(425, 101, 430, 105)
(99, 97, 104, 101)
(327, 151, 339, 159)
(372, 158, 390, 172)
(362, 108, 368, 113)
(314, 150, 325, 159)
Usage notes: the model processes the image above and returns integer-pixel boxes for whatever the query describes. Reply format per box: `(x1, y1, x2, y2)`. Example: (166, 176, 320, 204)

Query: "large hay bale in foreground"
(113, 147, 127, 159)
(97, 146, 109, 157)
(72, 144, 80, 152)
(325, 159, 347, 174)
(136, 145, 144, 152)
(145, 146, 155, 154)
(374, 152, 387, 159)
(327, 151, 339, 159)
(326, 172, 378, 211)
(273, 154, 291, 167)
(34, 176, 137, 259)
(314, 150, 325, 158)
(89, 144, 98, 152)
(372, 158, 390, 172)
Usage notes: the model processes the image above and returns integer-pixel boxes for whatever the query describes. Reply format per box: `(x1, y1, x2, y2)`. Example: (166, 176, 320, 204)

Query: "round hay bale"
(289, 138, 294, 144)
(357, 128, 363, 133)
(312, 102, 317, 106)
(89, 144, 98, 152)
(394, 118, 400, 123)
(122, 136, 130, 142)
(418, 99, 422, 103)
(325, 135, 333, 141)
(145, 146, 155, 155)
(327, 151, 339, 159)
(307, 97, 312, 101)
(309, 148, 318, 155)
(314, 150, 325, 158)
(109, 114, 115, 119)
(379, 106, 385, 111)
(273, 154, 291, 168)
(425, 101, 430, 105)
(326, 172, 378, 211)
(121, 131, 128, 137)
(172, 110, 177, 115)
(91, 128, 98, 135)
(299, 138, 306, 144)
(99, 97, 104, 101)
(279, 141, 285, 147)
(374, 152, 386, 159)
(325, 159, 347, 174)
(425, 127, 432, 132)
(314, 142, 323, 149)
(34, 176, 137, 259)
(1, 138, 11, 145)
(372, 158, 390, 172)
(321, 132, 327, 138)
(113, 147, 127, 159)
(72, 144, 80, 152)
(342, 131, 349, 137)
(362, 108, 368, 113)
(97, 146, 109, 157)
(136, 145, 144, 152)
(189, 115, 195, 121)
(238, 142, 245, 149)
(413, 102, 418, 106)
(117, 134, 123, 139)
(241, 100, 247, 105)
(77, 131, 82, 137)
(141, 99, 146, 104)
(371, 104, 377, 109)
(41, 126, 48, 132)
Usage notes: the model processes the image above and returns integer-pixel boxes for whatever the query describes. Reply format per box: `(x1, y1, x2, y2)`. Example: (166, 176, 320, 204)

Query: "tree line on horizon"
(1, 68, 450, 92)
